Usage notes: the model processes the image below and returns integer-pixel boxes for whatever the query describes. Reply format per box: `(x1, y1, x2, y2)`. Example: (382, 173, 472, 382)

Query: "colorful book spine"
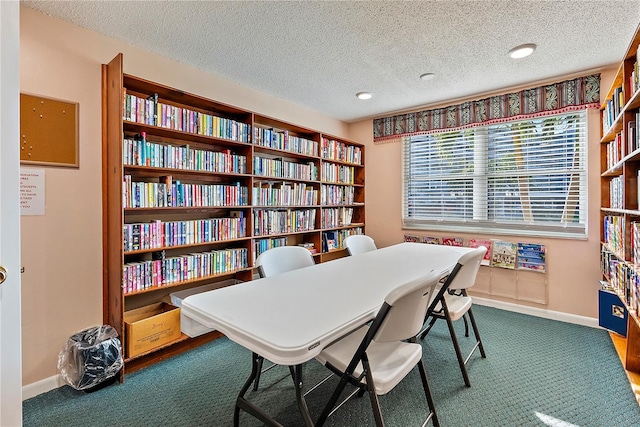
(123, 247, 248, 294)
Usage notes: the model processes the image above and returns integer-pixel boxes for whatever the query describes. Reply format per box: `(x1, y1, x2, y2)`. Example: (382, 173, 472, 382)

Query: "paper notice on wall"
(20, 168, 45, 215)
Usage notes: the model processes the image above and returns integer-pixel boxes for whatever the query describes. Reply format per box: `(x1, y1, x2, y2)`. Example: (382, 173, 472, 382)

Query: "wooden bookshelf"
(599, 22, 640, 387)
(609, 331, 640, 405)
(102, 53, 365, 379)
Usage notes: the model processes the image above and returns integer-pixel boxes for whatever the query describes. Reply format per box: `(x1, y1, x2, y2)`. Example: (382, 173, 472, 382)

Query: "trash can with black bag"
(57, 325, 123, 392)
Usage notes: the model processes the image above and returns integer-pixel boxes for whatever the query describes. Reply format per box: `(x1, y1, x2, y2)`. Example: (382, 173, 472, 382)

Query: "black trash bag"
(57, 325, 123, 391)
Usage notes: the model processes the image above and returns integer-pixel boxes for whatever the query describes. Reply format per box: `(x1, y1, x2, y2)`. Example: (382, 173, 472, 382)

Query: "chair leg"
(316, 374, 352, 426)
(467, 307, 486, 358)
(410, 336, 440, 427)
(443, 307, 471, 387)
(419, 315, 438, 340)
(417, 361, 440, 427)
(363, 359, 384, 427)
(462, 314, 469, 337)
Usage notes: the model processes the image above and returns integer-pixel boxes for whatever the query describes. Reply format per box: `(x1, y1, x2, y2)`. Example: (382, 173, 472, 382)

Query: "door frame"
(0, 1, 23, 425)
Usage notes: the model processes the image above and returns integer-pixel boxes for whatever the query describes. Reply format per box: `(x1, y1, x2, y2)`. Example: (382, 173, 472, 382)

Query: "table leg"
(234, 353, 312, 427)
(234, 352, 286, 427)
(233, 352, 260, 426)
(289, 364, 314, 427)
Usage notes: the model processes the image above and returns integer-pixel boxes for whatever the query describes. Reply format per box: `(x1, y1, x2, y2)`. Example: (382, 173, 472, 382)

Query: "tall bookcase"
(103, 54, 365, 378)
(600, 23, 640, 374)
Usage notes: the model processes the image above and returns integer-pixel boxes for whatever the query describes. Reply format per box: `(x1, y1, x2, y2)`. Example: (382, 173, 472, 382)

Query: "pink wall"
(19, 7, 349, 387)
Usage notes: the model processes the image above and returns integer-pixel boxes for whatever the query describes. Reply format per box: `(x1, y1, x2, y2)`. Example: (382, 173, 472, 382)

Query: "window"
(403, 112, 587, 238)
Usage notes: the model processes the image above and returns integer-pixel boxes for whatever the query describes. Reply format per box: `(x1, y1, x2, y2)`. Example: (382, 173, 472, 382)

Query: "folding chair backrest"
(344, 235, 377, 256)
(373, 270, 441, 343)
(255, 246, 315, 278)
(449, 246, 487, 290)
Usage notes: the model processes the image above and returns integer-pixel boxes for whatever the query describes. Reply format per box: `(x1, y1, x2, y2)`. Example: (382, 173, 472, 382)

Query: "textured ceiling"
(22, 0, 640, 122)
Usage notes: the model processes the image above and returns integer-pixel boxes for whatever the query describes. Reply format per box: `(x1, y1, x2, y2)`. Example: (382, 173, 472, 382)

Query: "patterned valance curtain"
(373, 74, 600, 144)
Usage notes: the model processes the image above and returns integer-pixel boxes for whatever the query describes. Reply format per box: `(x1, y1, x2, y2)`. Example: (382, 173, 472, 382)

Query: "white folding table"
(182, 242, 471, 426)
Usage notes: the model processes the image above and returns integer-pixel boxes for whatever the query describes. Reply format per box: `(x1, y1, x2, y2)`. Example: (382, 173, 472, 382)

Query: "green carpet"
(23, 305, 640, 426)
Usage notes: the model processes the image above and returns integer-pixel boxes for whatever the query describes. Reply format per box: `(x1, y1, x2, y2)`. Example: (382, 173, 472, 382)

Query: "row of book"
(123, 134, 247, 174)
(605, 133, 623, 170)
(322, 227, 364, 252)
(604, 114, 640, 168)
(253, 126, 318, 157)
(321, 207, 354, 228)
(601, 247, 639, 314)
(253, 237, 288, 263)
(609, 176, 624, 210)
(124, 94, 363, 161)
(123, 217, 247, 253)
(252, 181, 318, 207)
(253, 156, 318, 181)
(321, 184, 356, 205)
(630, 221, 640, 266)
(604, 215, 625, 258)
(122, 247, 249, 294)
(403, 235, 547, 272)
(123, 176, 248, 208)
(602, 86, 624, 134)
(252, 208, 317, 236)
(123, 92, 251, 143)
(321, 137, 363, 165)
(123, 89, 251, 142)
(626, 114, 640, 155)
(321, 163, 356, 185)
(630, 46, 640, 103)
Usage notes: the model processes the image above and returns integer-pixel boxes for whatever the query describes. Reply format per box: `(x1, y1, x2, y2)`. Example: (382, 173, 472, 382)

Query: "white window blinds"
(403, 112, 587, 238)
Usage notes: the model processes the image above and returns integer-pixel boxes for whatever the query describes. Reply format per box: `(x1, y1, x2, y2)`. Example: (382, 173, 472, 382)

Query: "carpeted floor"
(23, 305, 640, 426)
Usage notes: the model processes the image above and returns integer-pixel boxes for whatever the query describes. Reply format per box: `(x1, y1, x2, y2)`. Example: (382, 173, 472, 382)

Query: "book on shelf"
(490, 240, 516, 269)
(628, 120, 637, 154)
(422, 236, 440, 244)
(468, 239, 492, 265)
(598, 288, 628, 337)
(441, 237, 463, 246)
(298, 242, 317, 254)
(631, 221, 640, 266)
(322, 230, 339, 252)
(516, 242, 546, 272)
(147, 93, 158, 126)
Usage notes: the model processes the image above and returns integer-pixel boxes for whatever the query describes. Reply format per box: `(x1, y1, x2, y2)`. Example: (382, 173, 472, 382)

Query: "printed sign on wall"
(20, 168, 45, 216)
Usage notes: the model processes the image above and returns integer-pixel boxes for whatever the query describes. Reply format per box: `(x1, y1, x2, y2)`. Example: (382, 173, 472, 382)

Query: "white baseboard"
(22, 374, 64, 401)
(472, 296, 599, 328)
(21, 300, 600, 401)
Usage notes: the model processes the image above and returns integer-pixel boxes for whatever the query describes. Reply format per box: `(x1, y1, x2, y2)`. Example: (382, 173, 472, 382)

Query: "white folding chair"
(315, 271, 442, 427)
(419, 246, 487, 387)
(343, 234, 377, 256)
(255, 245, 315, 278)
(252, 246, 315, 390)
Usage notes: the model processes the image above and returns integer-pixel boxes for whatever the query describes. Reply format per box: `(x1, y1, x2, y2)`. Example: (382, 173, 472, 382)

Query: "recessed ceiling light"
(420, 73, 436, 81)
(508, 43, 537, 59)
(356, 92, 372, 100)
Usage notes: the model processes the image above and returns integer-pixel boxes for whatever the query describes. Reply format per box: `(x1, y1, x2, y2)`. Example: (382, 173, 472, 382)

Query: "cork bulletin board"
(20, 93, 79, 167)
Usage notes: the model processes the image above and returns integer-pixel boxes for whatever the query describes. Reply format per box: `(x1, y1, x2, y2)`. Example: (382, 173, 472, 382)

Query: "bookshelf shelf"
(322, 223, 366, 231)
(103, 53, 365, 378)
(123, 237, 253, 255)
(600, 23, 640, 377)
(122, 268, 254, 297)
(123, 121, 252, 147)
(123, 165, 253, 179)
